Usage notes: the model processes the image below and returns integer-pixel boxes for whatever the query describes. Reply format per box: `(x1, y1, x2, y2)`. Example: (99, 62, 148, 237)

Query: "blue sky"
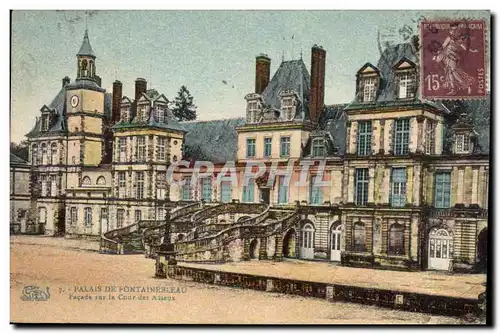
(10, 10, 489, 143)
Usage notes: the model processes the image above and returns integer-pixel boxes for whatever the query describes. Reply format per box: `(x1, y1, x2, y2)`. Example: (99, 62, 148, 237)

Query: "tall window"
(136, 172, 145, 199)
(31, 145, 38, 165)
(393, 119, 410, 155)
(391, 168, 407, 207)
(117, 209, 125, 228)
(247, 101, 259, 123)
(456, 134, 470, 153)
(70, 207, 78, 224)
(277, 175, 288, 204)
(312, 138, 325, 157)
(42, 115, 50, 131)
(157, 136, 166, 161)
(280, 137, 291, 157)
(388, 223, 404, 255)
(84, 207, 92, 226)
(134, 210, 142, 223)
(355, 168, 369, 205)
(363, 77, 376, 102)
(181, 177, 192, 201)
(121, 110, 129, 123)
(310, 175, 323, 205)
(398, 72, 416, 99)
(50, 143, 57, 164)
(156, 107, 165, 123)
(281, 97, 294, 120)
(156, 172, 166, 200)
(100, 207, 108, 226)
(157, 207, 165, 221)
(40, 175, 47, 197)
(425, 121, 436, 154)
(264, 138, 272, 158)
(434, 172, 451, 208)
(136, 136, 146, 161)
(118, 172, 126, 198)
(38, 207, 47, 224)
(41, 143, 48, 165)
(357, 121, 372, 156)
(201, 177, 212, 202)
(118, 137, 127, 162)
(220, 181, 231, 203)
(242, 178, 254, 203)
(301, 223, 314, 248)
(353, 222, 366, 252)
(49, 175, 57, 197)
(246, 138, 256, 158)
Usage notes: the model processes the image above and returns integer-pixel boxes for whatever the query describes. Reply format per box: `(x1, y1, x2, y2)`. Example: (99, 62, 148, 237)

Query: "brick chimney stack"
(62, 76, 70, 88)
(112, 80, 123, 124)
(255, 54, 271, 94)
(135, 78, 147, 102)
(308, 45, 326, 124)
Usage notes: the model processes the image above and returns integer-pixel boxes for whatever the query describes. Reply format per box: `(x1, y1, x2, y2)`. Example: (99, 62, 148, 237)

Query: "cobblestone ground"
(10, 236, 468, 324)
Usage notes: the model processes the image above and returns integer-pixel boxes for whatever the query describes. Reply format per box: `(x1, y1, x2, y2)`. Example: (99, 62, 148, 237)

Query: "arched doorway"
(300, 222, 315, 259)
(477, 228, 488, 272)
(282, 229, 296, 258)
(330, 222, 342, 261)
(249, 239, 259, 259)
(428, 228, 453, 270)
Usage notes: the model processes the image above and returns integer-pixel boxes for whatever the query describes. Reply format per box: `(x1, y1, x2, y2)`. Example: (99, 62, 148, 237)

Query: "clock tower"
(65, 29, 106, 168)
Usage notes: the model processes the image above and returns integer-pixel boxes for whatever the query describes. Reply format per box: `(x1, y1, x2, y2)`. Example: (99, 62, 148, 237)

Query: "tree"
(171, 85, 197, 121)
(10, 140, 29, 161)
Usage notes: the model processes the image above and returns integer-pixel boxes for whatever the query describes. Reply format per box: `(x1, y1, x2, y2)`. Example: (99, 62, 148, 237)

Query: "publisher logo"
(21, 286, 50, 301)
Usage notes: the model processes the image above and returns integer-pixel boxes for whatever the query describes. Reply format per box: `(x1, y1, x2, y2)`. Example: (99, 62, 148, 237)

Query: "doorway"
(477, 228, 488, 272)
(260, 188, 270, 205)
(428, 228, 453, 270)
(282, 229, 296, 258)
(330, 223, 342, 261)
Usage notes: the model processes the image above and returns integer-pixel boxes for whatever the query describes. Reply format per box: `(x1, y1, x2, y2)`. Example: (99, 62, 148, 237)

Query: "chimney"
(135, 78, 147, 102)
(255, 54, 271, 94)
(62, 76, 70, 88)
(308, 45, 326, 124)
(112, 80, 123, 124)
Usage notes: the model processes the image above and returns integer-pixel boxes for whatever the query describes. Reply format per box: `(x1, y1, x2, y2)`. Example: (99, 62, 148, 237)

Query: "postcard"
(9, 9, 490, 325)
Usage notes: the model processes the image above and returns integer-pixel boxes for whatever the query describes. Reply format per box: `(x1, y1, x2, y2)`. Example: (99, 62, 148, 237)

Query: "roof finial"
(282, 51, 285, 62)
(300, 48, 303, 59)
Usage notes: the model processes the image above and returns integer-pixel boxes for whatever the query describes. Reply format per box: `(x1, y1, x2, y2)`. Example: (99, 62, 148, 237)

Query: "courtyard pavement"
(181, 259, 486, 299)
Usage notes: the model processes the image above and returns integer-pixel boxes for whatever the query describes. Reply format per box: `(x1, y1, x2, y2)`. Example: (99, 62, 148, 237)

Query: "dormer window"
(121, 110, 129, 123)
(397, 72, 416, 99)
(456, 134, 471, 154)
(311, 138, 325, 157)
(281, 97, 294, 121)
(363, 77, 376, 102)
(41, 115, 50, 131)
(156, 107, 165, 123)
(247, 100, 260, 123)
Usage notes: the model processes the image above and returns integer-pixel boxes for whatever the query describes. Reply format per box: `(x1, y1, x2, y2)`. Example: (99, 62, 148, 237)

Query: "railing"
(100, 202, 203, 254)
(428, 208, 488, 219)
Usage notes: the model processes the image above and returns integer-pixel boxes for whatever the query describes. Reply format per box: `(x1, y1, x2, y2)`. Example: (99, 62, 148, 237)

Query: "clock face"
(71, 95, 79, 108)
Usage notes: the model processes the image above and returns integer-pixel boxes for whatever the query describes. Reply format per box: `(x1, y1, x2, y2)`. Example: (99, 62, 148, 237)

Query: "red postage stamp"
(420, 19, 487, 99)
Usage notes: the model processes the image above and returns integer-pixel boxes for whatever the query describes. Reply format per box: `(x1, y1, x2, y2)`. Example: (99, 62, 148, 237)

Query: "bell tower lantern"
(76, 29, 97, 81)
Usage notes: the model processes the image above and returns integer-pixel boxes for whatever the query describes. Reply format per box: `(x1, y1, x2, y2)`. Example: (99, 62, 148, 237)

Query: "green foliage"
(170, 85, 197, 121)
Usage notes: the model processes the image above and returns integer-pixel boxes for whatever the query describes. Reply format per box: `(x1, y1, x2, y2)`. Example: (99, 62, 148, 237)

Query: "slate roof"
(10, 153, 28, 165)
(181, 118, 246, 164)
(66, 78, 105, 92)
(77, 30, 95, 57)
(261, 59, 311, 120)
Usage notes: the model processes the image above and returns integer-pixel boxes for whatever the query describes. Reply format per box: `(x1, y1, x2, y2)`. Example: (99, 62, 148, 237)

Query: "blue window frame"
(310, 175, 323, 205)
(280, 137, 290, 157)
(246, 138, 256, 158)
(201, 177, 212, 202)
(220, 181, 231, 203)
(278, 175, 289, 204)
(355, 168, 369, 206)
(242, 178, 254, 203)
(264, 138, 272, 158)
(391, 168, 407, 207)
(393, 119, 410, 155)
(434, 172, 451, 208)
(357, 121, 372, 156)
(181, 177, 191, 201)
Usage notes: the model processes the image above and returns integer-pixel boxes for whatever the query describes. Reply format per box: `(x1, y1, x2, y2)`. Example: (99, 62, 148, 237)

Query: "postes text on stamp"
(420, 19, 486, 100)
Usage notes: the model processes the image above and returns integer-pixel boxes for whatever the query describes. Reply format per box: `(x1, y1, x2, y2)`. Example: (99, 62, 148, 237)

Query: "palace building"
(10, 30, 489, 272)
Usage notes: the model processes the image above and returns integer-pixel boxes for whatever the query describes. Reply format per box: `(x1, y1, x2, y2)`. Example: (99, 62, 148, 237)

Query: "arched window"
(89, 60, 94, 77)
(388, 223, 405, 256)
(353, 221, 366, 252)
(50, 143, 57, 165)
(82, 176, 91, 186)
(301, 223, 314, 249)
(41, 143, 47, 165)
(96, 176, 106, 185)
(81, 59, 88, 77)
(31, 144, 38, 165)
